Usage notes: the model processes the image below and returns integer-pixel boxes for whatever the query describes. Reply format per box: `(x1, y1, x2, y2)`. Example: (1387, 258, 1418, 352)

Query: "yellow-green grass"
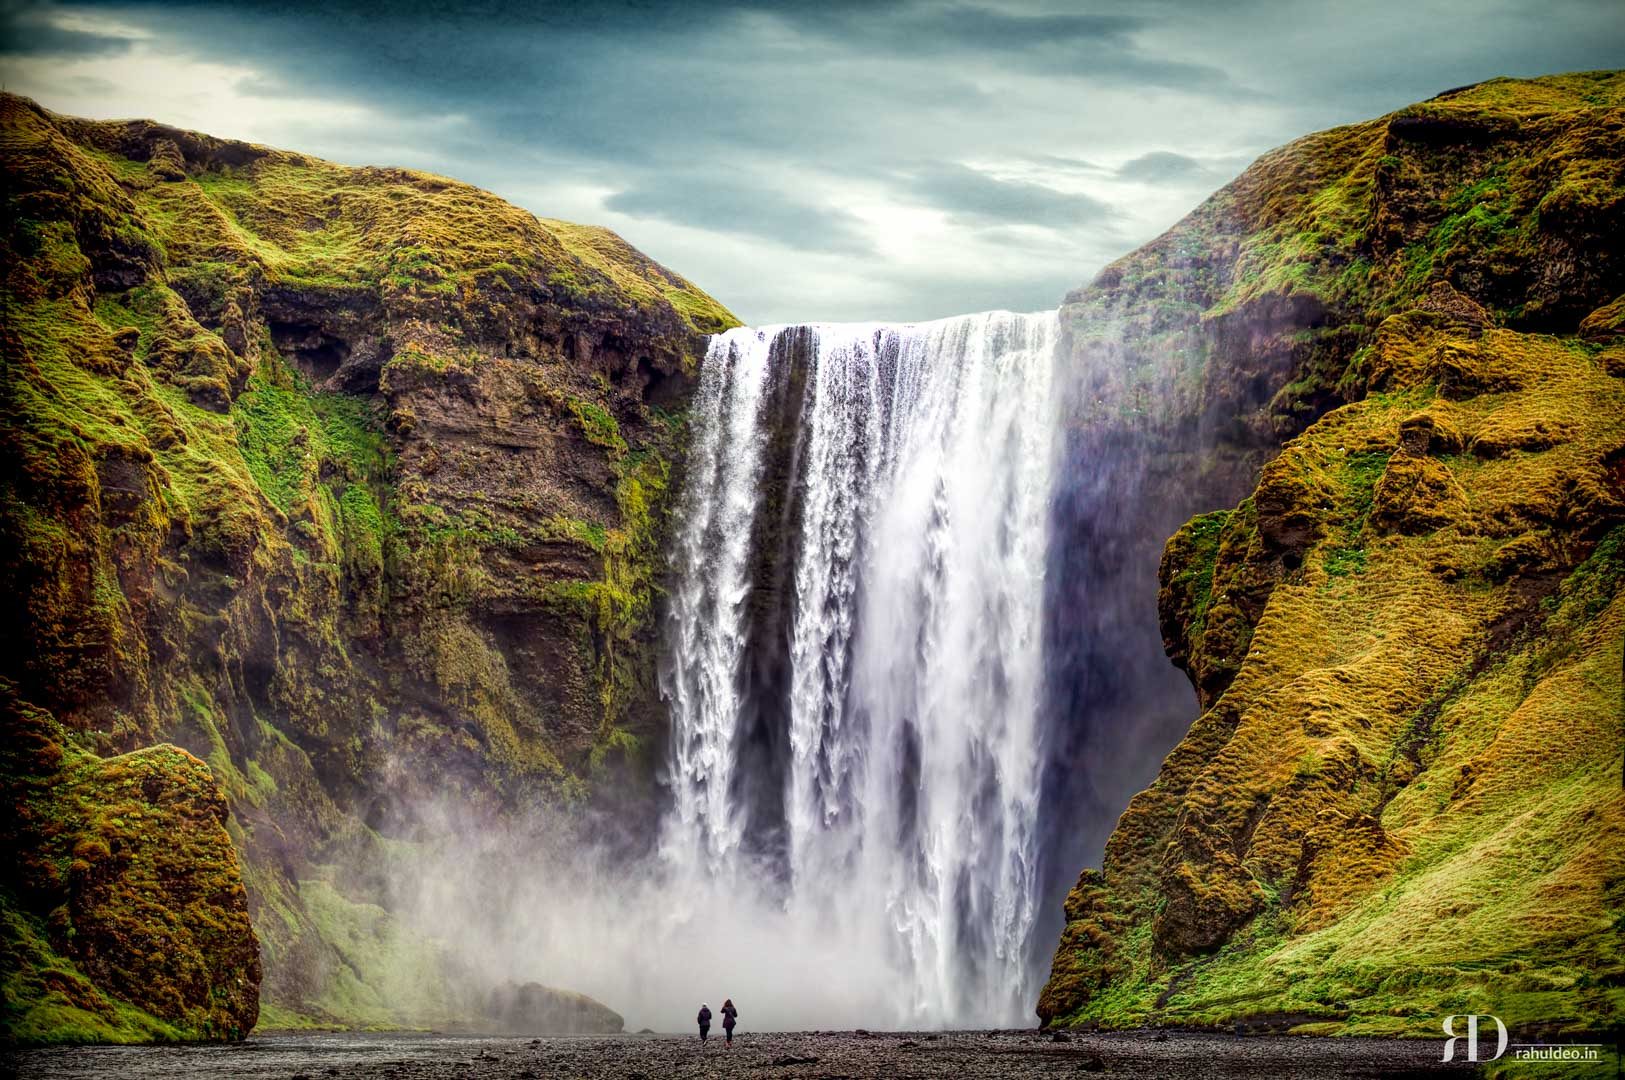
(1048, 318, 1625, 1035)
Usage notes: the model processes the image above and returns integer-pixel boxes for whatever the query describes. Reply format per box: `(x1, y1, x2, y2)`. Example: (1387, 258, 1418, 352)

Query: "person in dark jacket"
(721, 999, 738, 1045)
(697, 1002, 712, 1042)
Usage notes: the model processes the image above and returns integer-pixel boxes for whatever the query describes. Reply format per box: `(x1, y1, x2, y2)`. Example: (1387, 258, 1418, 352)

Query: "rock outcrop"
(0, 92, 734, 1040)
(480, 981, 624, 1035)
(1, 684, 260, 1043)
(1040, 70, 1625, 1035)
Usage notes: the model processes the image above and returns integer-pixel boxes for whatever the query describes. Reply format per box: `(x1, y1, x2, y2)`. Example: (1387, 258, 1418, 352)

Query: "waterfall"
(660, 310, 1060, 1028)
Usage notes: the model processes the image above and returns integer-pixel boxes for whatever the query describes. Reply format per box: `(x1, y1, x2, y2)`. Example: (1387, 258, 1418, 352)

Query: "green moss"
(110, 142, 736, 336)
(2, 88, 734, 1043)
(1, 691, 259, 1045)
(233, 360, 390, 517)
(1167, 510, 1230, 635)
(288, 878, 449, 1029)
(539, 218, 739, 336)
(547, 515, 609, 553)
(1340, 451, 1390, 525)
(566, 396, 627, 454)
(1322, 547, 1368, 577)
(587, 727, 646, 774)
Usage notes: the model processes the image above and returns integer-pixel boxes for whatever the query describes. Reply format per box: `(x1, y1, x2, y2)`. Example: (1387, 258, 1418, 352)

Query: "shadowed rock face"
(0, 91, 734, 1038)
(480, 982, 624, 1035)
(1039, 71, 1625, 1035)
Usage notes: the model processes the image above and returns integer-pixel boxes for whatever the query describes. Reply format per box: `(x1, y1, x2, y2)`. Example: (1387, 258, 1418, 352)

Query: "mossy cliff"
(1041, 71, 1625, 1037)
(1, 683, 259, 1043)
(0, 93, 735, 1041)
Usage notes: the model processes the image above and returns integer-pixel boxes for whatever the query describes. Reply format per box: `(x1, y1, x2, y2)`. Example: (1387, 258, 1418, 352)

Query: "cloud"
(3, 0, 1621, 323)
(0, 4, 140, 56)
(908, 163, 1115, 228)
(779, 3, 1240, 89)
(1115, 151, 1213, 184)
(604, 172, 875, 256)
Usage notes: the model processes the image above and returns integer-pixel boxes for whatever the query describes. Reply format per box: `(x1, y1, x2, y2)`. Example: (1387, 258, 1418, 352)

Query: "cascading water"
(660, 310, 1060, 1027)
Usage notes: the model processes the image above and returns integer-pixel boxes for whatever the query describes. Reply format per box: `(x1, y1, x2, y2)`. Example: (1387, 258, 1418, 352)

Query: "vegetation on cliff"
(1041, 71, 1625, 1038)
(0, 92, 735, 1042)
(1, 684, 260, 1043)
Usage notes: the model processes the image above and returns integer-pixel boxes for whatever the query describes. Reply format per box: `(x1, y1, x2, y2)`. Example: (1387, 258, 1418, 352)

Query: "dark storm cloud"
(0, 2, 134, 55)
(37, 0, 997, 163)
(5, 0, 1623, 321)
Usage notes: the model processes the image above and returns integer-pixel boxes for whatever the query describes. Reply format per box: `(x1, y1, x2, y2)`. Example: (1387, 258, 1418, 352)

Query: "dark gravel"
(2, 1028, 1493, 1079)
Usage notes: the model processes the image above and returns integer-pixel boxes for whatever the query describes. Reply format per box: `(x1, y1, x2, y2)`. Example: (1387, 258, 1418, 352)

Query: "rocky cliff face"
(0, 93, 734, 1040)
(1, 686, 260, 1043)
(1040, 71, 1625, 1035)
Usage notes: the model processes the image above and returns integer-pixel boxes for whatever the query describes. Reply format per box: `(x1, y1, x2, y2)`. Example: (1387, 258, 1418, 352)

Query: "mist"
(367, 304, 1227, 1036)
(381, 802, 934, 1033)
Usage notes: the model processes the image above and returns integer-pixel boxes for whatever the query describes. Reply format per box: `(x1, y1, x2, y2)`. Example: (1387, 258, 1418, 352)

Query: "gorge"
(3, 67, 1624, 1050)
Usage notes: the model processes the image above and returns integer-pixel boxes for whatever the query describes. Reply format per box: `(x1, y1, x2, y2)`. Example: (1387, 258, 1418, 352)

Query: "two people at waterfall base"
(697, 999, 738, 1044)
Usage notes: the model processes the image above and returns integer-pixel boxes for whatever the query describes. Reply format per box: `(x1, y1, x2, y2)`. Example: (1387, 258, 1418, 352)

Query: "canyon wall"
(0, 92, 733, 1040)
(1040, 70, 1625, 1036)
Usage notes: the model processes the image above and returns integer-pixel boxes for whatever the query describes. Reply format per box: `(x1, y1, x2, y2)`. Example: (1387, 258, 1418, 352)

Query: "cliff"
(1, 686, 260, 1042)
(1040, 71, 1625, 1035)
(0, 92, 734, 1041)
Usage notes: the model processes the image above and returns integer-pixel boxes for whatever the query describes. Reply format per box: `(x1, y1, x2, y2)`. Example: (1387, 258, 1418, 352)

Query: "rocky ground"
(0, 1029, 1511, 1079)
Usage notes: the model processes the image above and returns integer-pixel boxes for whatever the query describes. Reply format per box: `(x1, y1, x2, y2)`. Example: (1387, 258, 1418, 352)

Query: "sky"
(2, 0, 1621, 324)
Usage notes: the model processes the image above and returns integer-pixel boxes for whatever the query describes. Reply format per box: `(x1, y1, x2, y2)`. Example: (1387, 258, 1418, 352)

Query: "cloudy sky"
(2, 0, 1621, 323)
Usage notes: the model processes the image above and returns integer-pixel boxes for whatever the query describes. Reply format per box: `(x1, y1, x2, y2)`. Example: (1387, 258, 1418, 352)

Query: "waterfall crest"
(661, 310, 1060, 1027)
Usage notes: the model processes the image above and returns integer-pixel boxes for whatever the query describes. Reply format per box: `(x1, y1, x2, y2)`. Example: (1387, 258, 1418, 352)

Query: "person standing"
(697, 1002, 712, 1043)
(721, 999, 738, 1046)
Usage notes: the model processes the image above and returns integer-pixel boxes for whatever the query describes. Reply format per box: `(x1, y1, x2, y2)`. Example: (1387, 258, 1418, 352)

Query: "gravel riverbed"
(1, 1028, 1503, 1079)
